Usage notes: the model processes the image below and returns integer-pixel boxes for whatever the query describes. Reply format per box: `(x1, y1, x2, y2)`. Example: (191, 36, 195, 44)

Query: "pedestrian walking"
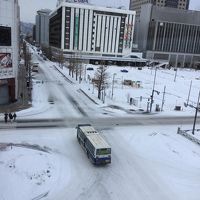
(20, 92, 23, 99)
(4, 113, 8, 123)
(13, 113, 17, 121)
(8, 113, 13, 122)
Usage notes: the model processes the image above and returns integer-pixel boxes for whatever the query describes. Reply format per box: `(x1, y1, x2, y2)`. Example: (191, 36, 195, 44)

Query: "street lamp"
(186, 80, 192, 106)
(192, 90, 200, 135)
(150, 67, 159, 112)
(111, 73, 117, 100)
(174, 67, 178, 82)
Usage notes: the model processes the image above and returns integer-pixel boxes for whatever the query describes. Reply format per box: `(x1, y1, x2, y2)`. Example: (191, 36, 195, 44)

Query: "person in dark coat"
(13, 113, 17, 121)
(4, 113, 8, 123)
(8, 113, 13, 122)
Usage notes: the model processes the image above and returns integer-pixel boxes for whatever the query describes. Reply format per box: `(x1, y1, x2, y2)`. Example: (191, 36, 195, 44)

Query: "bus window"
(96, 148, 111, 155)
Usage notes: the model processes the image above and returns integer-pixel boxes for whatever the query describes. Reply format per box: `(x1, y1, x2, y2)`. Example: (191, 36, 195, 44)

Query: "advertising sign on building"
(0, 53, 14, 79)
(74, 13, 79, 49)
(124, 24, 133, 49)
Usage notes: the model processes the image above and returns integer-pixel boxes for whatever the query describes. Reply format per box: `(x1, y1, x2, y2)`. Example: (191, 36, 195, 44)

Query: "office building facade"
(35, 9, 51, 46)
(130, 0, 190, 18)
(138, 4, 200, 68)
(49, 2, 136, 57)
(0, 0, 20, 104)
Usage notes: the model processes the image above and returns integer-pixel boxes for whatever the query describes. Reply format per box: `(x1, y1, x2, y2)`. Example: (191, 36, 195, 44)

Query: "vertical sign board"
(75, 14, 79, 49)
(124, 23, 133, 49)
(0, 53, 14, 79)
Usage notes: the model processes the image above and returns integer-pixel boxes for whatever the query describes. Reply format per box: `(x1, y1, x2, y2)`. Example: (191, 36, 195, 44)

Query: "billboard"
(0, 53, 14, 79)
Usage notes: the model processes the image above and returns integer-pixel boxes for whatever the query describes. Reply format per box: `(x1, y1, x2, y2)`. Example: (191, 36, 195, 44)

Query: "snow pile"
(0, 142, 71, 200)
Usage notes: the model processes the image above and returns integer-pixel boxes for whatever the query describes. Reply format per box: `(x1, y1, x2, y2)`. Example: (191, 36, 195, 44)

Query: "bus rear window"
(97, 148, 111, 155)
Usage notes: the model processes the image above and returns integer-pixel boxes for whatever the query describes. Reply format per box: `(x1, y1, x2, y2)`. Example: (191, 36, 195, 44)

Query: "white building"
(35, 9, 52, 46)
(0, 0, 20, 104)
(49, 1, 136, 58)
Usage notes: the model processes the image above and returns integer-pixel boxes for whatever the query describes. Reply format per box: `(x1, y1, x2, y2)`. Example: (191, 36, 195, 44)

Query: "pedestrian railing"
(177, 127, 200, 146)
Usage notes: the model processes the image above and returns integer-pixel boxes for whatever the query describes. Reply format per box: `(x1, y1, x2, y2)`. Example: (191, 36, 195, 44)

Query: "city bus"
(76, 124, 111, 165)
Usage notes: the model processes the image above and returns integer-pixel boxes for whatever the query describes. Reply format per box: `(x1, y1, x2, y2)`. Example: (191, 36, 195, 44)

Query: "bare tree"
(23, 41, 32, 100)
(68, 54, 76, 78)
(74, 53, 82, 82)
(75, 61, 83, 82)
(41, 45, 52, 60)
(94, 62, 109, 99)
(68, 53, 83, 82)
(57, 50, 65, 68)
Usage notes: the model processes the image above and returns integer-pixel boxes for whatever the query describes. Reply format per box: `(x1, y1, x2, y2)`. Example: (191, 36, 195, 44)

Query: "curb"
(79, 89, 99, 105)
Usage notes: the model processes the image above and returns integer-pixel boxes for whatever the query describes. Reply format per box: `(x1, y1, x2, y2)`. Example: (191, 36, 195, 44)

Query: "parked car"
(87, 67, 94, 70)
(43, 56, 47, 60)
(32, 65, 39, 72)
(120, 69, 128, 73)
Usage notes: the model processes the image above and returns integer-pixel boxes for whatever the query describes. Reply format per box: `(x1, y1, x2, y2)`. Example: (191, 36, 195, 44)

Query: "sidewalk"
(0, 64, 31, 114)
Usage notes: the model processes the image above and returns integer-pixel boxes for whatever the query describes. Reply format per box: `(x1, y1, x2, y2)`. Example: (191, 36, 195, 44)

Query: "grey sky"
(19, 0, 200, 23)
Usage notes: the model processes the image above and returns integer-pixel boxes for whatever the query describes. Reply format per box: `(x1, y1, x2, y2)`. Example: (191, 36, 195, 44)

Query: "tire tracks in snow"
(58, 85, 87, 117)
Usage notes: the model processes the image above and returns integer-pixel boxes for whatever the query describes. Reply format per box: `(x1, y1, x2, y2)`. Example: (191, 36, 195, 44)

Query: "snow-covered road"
(0, 125, 200, 200)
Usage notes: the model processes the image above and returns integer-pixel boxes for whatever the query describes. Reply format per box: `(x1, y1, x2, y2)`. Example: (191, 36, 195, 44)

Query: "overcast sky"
(18, 0, 200, 23)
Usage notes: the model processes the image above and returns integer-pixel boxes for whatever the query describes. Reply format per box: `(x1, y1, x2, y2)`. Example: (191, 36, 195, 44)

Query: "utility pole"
(161, 86, 166, 111)
(111, 73, 116, 100)
(174, 68, 178, 82)
(192, 90, 200, 135)
(84, 65, 86, 81)
(187, 80, 192, 106)
(79, 53, 82, 83)
(150, 67, 157, 112)
(146, 98, 150, 113)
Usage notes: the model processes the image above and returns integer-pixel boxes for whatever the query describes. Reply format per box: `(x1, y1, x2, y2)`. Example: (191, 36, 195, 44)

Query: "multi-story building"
(138, 4, 200, 68)
(35, 9, 51, 46)
(0, 0, 20, 104)
(49, 1, 136, 58)
(32, 25, 36, 42)
(130, 0, 190, 18)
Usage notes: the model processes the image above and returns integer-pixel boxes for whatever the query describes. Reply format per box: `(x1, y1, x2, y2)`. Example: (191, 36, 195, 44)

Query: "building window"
(0, 26, 11, 46)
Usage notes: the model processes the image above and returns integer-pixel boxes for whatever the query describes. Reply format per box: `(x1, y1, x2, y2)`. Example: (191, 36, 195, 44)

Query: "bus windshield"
(96, 148, 111, 155)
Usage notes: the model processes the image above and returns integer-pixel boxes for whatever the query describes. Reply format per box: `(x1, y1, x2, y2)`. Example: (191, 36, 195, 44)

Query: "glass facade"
(0, 26, 11, 46)
(49, 8, 62, 48)
(165, 0, 178, 8)
(147, 21, 200, 55)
